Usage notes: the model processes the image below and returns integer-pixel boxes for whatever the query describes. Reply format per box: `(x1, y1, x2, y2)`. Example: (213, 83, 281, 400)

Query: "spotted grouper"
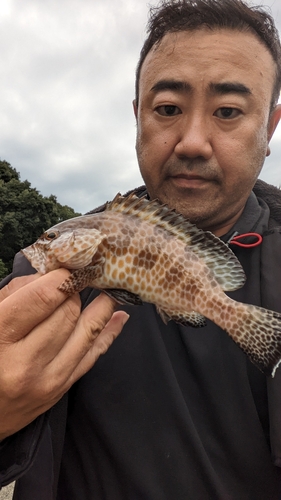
(22, 192, 281, 377)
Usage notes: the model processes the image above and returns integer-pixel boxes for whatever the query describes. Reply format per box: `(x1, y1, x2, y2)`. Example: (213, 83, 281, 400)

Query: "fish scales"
(93, 217, 206, 309)
(22, 192, 281, 377)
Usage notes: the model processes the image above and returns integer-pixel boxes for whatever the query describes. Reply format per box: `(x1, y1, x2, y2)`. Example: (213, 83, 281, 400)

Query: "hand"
(0, 269, 129, 439)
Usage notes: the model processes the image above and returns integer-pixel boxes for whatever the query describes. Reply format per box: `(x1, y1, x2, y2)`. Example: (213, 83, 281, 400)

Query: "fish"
(22, 192, 281, 377)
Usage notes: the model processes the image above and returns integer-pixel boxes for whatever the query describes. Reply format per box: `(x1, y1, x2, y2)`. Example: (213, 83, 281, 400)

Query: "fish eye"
(45, 231, 59, 240)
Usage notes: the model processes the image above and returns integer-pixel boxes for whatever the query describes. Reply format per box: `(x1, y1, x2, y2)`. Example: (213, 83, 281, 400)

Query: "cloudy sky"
(0, 0, 280, 214)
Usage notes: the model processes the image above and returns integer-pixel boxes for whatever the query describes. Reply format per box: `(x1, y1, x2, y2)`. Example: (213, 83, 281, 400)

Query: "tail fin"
(226, 304, 281, 377)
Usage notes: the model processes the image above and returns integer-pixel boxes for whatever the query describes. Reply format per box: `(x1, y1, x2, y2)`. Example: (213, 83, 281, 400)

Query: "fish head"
(22, 227, 106, 274)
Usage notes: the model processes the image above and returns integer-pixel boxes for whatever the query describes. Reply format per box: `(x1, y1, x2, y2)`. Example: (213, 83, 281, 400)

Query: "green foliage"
(0, 258, 8, 281)
(0, 160, 81, 275)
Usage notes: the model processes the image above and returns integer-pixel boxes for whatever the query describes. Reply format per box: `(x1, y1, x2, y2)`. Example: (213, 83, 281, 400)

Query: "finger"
(67, 310, 129, 385)
(22, 294, 81, 364)
(0, 269, 73, 343)
(46, 293, 125, 384)
(0, 274, 41, 302)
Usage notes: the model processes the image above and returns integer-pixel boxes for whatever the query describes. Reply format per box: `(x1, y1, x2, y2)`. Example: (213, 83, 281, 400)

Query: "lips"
(169, 173, 211, 188)
(173, 173, 206, 181)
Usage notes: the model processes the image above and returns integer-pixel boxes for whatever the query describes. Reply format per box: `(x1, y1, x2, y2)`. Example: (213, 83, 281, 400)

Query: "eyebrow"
(150, 79, 252, 96)
(209, 82, 252, 96)
(150, 80, 192, 93)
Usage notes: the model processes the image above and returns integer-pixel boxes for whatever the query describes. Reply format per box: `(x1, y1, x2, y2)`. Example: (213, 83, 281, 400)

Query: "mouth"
(169, 173, 211, 189)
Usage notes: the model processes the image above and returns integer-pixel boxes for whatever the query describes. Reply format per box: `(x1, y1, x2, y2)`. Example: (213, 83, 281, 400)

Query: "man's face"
(134, 29, 281, 235)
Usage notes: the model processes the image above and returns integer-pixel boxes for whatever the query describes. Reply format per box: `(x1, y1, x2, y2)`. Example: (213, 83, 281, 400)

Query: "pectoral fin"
(58, 263, 104, 294)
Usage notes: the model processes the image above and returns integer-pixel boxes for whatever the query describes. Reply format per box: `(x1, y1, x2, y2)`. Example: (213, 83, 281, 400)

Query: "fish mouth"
(21, 245, 48, 274)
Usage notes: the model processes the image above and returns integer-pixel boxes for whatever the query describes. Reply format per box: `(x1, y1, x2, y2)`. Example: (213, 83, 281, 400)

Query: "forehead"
(139, 29, 276, 101)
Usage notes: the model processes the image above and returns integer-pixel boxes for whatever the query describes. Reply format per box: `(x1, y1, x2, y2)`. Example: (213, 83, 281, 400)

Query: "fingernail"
(122, 313, 130, 327)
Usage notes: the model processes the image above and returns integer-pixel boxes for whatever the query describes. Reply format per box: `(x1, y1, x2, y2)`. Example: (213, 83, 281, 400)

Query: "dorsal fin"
(106, 193, 246, 292)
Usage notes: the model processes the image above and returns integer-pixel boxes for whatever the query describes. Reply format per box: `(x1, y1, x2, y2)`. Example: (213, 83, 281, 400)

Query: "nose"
(174, 115, 213, 160)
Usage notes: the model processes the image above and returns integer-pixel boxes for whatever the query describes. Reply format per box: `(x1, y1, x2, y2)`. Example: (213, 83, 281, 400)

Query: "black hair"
(135, 0, 281, 110)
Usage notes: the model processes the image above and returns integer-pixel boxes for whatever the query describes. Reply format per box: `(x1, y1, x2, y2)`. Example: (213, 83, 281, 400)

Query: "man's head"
(134, 0, 281, 236)
(135, 0, 281, 111)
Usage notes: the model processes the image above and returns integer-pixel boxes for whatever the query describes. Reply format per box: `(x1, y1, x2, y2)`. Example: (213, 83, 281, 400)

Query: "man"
(1, 0, 281, 498)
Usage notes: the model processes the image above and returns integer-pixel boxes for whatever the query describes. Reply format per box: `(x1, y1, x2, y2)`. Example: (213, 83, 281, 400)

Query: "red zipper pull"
(228, 232, 263, 248)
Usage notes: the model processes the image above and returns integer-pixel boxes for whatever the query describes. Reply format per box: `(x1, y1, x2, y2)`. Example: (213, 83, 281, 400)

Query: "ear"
(266, 104, 281, 156)
(132, 99, 138, 120)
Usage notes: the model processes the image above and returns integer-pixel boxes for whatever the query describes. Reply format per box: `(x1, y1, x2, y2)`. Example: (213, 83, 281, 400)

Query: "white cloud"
(0, 0, 280, 213)
(0, 0, 147, 212)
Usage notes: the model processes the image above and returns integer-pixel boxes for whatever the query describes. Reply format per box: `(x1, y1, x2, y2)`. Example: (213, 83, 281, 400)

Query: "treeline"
(0, 160, 81, 278)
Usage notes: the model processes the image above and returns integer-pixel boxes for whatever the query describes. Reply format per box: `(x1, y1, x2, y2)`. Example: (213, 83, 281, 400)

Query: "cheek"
(137, 110, 175, 150)
(136, 124, 172, 177)
(253, 125, 269, 153)
(219, 123, 269, 183)
(244, 125, 269, 176)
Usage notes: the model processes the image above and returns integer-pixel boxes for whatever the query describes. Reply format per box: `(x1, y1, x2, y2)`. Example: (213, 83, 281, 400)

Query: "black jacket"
(1, 180, 281, 500)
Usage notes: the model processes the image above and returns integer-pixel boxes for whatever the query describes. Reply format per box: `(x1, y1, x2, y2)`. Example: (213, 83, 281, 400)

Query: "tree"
(0, 160, 81, 278)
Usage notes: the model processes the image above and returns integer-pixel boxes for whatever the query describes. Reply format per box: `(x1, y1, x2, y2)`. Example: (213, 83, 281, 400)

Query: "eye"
(214, 107, 241, 119)
(155, 105, 182, 116)
(45, 230, 59, 240)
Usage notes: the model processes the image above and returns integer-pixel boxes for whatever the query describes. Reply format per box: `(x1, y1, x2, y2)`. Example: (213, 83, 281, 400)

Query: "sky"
(0, 0, 280, 214)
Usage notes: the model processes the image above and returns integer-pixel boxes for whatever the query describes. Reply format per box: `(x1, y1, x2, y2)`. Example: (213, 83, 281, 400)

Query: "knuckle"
(32, 285, 59, 311)
(89, 318, 105, 337)
(36, 378, 56, 402)
(62, 296, 81, 327)
(31, 277, 76, 314)
(1, 366, 32, 399)
(84, 317, 106, 341)
(0, 360, 65, 409)
(36, 372, 66, 405)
